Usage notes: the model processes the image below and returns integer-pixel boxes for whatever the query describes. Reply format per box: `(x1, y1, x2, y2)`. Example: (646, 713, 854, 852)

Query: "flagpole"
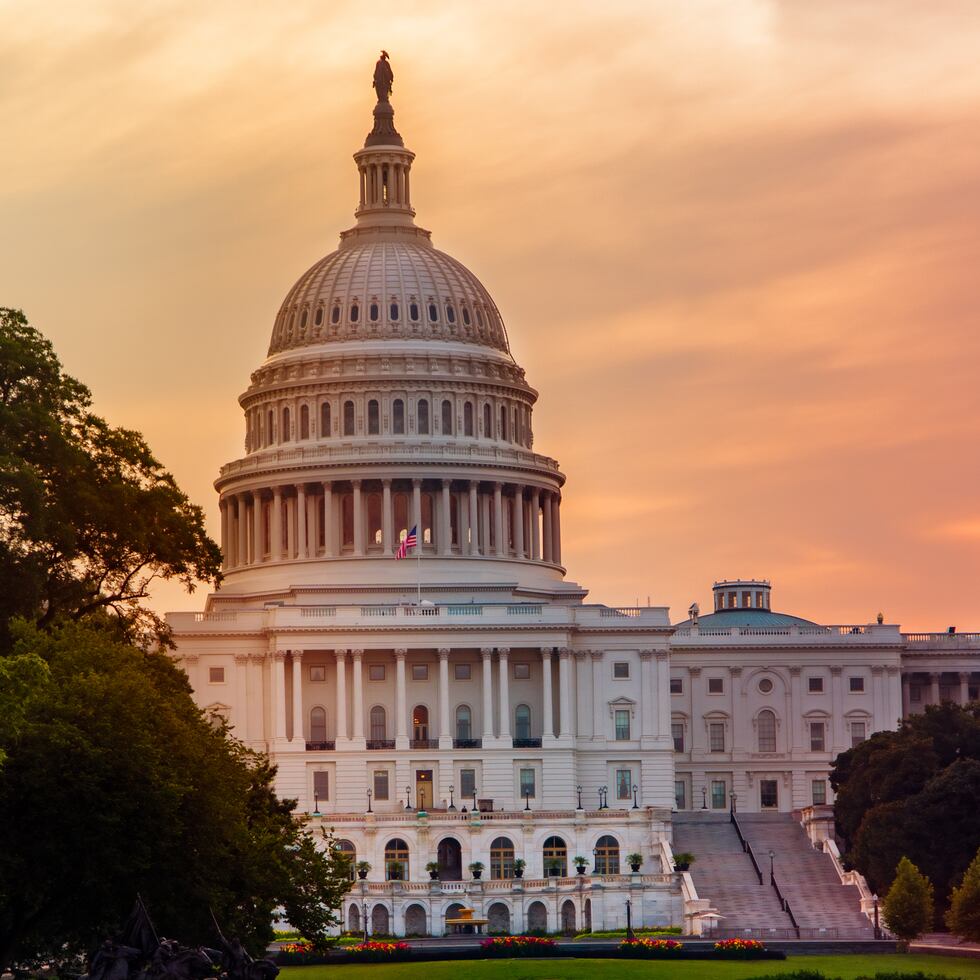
(416, 533, 421, 605)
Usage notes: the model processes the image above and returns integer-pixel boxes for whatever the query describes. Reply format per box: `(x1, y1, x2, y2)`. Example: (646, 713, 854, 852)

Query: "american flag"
(395, 525, 418, 560)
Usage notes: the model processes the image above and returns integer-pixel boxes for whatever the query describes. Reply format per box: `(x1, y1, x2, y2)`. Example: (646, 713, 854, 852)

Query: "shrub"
(882, 856, 935, 941)
(479, 936, 558, 957)
(946, 844, 980, 941)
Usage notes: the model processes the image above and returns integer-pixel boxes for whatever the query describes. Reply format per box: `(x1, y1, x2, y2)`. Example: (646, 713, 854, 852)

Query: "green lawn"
(283, 955, 980, 980)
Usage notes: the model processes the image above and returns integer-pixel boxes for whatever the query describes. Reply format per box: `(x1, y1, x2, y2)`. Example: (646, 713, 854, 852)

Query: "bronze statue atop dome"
(373, 51, 393, 103)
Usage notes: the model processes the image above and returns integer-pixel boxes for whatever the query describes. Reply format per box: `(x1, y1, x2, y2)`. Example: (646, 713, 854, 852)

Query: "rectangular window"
(708, 677, 724, 694)
(460, 768, 476, 797)
(812, 779, 827, 805)
(454, 663, 471, 680)
(670, 678, 683, 694)
(760, 779, 778, 809)
(369, 664, 385, 681)
(519, 767, 536, 798)
(209, 667, 224, 683)
(613, 662, 630, 679)
(709, 722, 725, 753)
(810, 721, 826, 752)
(849, 676, 865, 693)
(373, 770, 389, 800)
(309, 665, 326, 682)
(671, 722, 684, 753)
(742, 591, 752, 608)
(411, 664, 428, 681)
(615, 710, 631, 741)
(674, 780, 687, 810)
(313, 771, 329, 800)
(513, 663, 531, 680)
(711, 780, 727, 809)
(616, 769, 632, 799)
(851, 721, 867, 747)
(808, 677, 824, 693)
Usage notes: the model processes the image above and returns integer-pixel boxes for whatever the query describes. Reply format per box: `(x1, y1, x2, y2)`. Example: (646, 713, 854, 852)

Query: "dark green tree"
(0, 308, 222, 651)
(881, 857, 934, 942)
(946, 845, 980, 941)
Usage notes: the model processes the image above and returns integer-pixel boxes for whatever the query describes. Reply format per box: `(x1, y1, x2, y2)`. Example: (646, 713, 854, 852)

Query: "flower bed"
(713, 938, 768, 958)
(619, 937, 683, 956)
(479, 936, 559, 957)
(345, 940, 411, 963)
(275, 941, 336, 966)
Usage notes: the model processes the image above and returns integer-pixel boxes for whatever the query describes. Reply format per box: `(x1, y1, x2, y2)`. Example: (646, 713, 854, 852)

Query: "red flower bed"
(345, 940, 411, 962)
(479, 936, 558, 957)
(619, 937, 683, 955)
(713, 938, 767, 956)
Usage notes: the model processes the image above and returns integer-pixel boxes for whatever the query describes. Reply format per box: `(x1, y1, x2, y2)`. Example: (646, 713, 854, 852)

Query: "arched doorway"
(404, 904, 427, 937)
(371, 904, 390, 936)
(437, 837, 463, 881)
(348, 903, 361, 934)
(527, 901, 547, 934)
(561, 899, 576, 935)
(444, 902, 466, 934)
(487, 902, 511, 935)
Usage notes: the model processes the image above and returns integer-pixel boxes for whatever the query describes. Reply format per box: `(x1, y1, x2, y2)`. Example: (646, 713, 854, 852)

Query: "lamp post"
(471, 787, 479, 813)
(632, 784, 639, 809)
(313, 792, 320, 817)
(729, 790, 737, 815)
(366, 788, 372, 813)
(524, 788, 531, 811)
(625, 899, 634, 941)
(768, 849, 775, 885)
(592, 847, 599, 876)
(448, 784, 456, 810)
(599, 785, 608, 810)
(872, 894, 881, 940)
(576, 785, 583, 810)
(405, 786, 412, 811)
(701, 785, 708, 810)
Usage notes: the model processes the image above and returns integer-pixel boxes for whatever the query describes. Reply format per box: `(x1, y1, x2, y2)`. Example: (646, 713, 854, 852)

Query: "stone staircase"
(673, 811, 872, 938)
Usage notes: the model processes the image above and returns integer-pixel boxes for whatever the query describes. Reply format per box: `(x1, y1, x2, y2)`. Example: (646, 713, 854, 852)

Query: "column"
(395, 648, 408, 747)
(498, 648, 511, 741)
(512, 487, 525, 558)
(480, 492, 491, 554)
(640, 650, 655, 738)
(234, 654, 249, 740)
(351, 649, 364, 742)
(438, 648, 452, 747)
(335, 650, 348, 741)
(297, 484, 308, 559)
(440, 479, 452, 555)
(285, 494, 296, 559)
(323, 482, 335, 557)
(542, 493, 553, 562)
(552, 494, 562, 565)
(656, 651, 671, 738)
(830, 666, 844, 754)
(591, 651, 604, 740)
(789, 666, 802, 753)
(872, 666, 885, 728)
(901, 674, 911, 718)
(271, 486, 283, 561)
(530, 488, 540, 560)
(237, 494, 249, 567)
(352, 480, 364, 557)
(729, 665, 744, 752)
(411, 480, 422, 541)
(558, 648, 572, 738)
(459, 489, 470, 556)
(273, 651, 287, 741)
(541, 648, 554, 741)
(929, 671, 941, 705)
(291, 650, 304, 743)
(382, 479, 393, 553)
(493, 483, 505, 557)
(252, 492, 264, 562)
(960, 671, 971, 706)
(481, 648, 494, 740)
(220, 499, 229, 570)
(468, 482, 480, 555)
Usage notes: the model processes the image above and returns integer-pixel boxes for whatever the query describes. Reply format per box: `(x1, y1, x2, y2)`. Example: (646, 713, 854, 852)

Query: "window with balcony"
(515, 704, 532, 740)
(671, 722, 684, 752)
(370, 706, 387, 741)
(309, 707, 327, 743)
(614, 709, 631, 741)
(455, 705, 472, 741)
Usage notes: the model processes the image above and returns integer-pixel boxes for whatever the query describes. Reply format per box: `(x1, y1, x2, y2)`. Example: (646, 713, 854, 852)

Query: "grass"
(281, 955, 980, 980)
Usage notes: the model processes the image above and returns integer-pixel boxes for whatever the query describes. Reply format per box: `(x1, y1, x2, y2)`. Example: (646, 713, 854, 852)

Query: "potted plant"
(673, 852, 696, 872)
(573, 856, 588, 875)
(468, 861, 485, 880)
(547, 858, 563, 878)
(512, 858, 526, 880)
(425, 861, 440, 881)
(356, 861, 371, 880)
(387, 860, 404, 881)
(626, 852, 643, 873)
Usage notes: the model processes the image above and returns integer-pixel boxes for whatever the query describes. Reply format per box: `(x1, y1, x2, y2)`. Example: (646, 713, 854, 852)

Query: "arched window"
(441, 399, 453, 435)
(300, 308, 308, 329)
(543, 836, 567, 877)
(350, 302, 359, 323)
(483, 403, 492, 438)
(331, 304, 341, 325)
(757, 709, 777, 753)
(455, 705, 472, 741)
(463, 401, 474, 436)
(384, 838, 409, 880)
(409, 301, 420, 322)
(412, 705, 429, 742)
(369, 302, 379, 322)
(300, 404, 310, 440)
(418, 399, 430, 434)
(266, 409, 274, 446)
(343, 400, 355, 436)
(462, 305, 471, 326)
(594, 835, 620, 875)
(390, 301, 399, 320)
(490, 837, 515, 879)
(320, 402, 331, 438)
(368, 399, 380, 435)
(500, 405, 508, 441)
(393, 398, 405, 434)
(314, 306, 324, 326)
(476, 307, 484, 328)
(515, 704, 531, 741)
(427, 302, 438, 322)
(370, 706, 387, 741)
(310, 706, 327, 742)
(335, 839, 356, 881)
(282, 406, 291, 442)
(446, 303, 456, 323)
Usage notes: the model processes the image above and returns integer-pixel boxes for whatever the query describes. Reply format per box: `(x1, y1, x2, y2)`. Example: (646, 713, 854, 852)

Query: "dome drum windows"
(350, 302, 360, 323)
(299, 404, 310, 440)
(299, 309, 308, 329)
(440, 399, 453, 436)
(369, 301, 380, 322)
(389, 300, 399, 321)
(343, 400, 355, 436)
(331, 303, 341, 325)
(314, 306, 324, 326)
(446, 302, 456, 324)
(409, 301, 420, 322)
(417, 398, 430, 435)
(427, 301, 438, 323)
(281, 407, 291, 442)
(368, 399, 380, 435)
(320, 402, 332, 438)
(463, 401, 474, 436)
(392, 398, 405, 434)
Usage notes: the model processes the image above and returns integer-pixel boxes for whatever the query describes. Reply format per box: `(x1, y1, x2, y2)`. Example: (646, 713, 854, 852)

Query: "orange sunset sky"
(3, 1, 980, 630)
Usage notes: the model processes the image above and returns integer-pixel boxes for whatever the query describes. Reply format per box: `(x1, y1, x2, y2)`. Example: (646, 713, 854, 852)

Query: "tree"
(0, 620, 352, 971)
(946, 846, 980, 941)
(881, 857, 934, 942)
(0, 308, 222, 651)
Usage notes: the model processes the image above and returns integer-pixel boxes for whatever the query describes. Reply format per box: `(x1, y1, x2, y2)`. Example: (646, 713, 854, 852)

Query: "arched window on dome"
(343, 401, 355, 436)
(392, 399, 405, 434)
(331, 304, 341, 325)
(483, 403, 492, 439)
(462, 305, 471, 326)
(300, 404, 310, 440)
(300, 308, 308, 329)
(441, 400, 453, 436)
(266, 409, 274, 446)
(368, 399, 380, 435)
(369, 302, 379, 323)
(417, 399, 430, 435)
(476, 307, 485, 329)
(594, 835, 620, 875)
(499, 405, 508, 442)
(512, 407, 519, 444)
(757, 710, 777, 753)
(314, 306, 324, 326)
(390, 301, 399, 321)
(320, 402, 331, 438)
(409, 301, 420, 322)
(427, 302, 438, 323)
(310, 706, 327, 743)
(463, 402, 474, 436)
(350, 303, 359, 323)
(446, 303, 456, 324)
(281, 407, 291, 442)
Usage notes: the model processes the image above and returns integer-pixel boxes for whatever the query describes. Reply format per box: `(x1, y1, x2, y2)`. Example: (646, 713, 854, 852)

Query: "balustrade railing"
(730, 812, 763, 884)
(409, 738, 440, 749)
(365, 739, 396, 750)
(452, 738, 482, 749)
(512, 738, 542, 748)
(305, 741, 335, 751)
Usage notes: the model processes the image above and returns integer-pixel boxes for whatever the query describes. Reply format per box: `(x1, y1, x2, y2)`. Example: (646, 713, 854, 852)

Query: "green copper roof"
(673, 610, 821, 629)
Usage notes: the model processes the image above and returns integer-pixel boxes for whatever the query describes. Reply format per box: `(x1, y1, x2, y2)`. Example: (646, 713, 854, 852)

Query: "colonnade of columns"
(219, 478, 562, 569)
(358, 157, 412, 212)
(901, 670, 978, 715)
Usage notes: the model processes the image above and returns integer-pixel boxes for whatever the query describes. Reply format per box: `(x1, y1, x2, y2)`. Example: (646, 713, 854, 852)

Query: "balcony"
(305, 741, 336, 751)
(453, 738, 482, 749)
(366, 739, 396, 750)
(409, 738, 440, 749)
(512, 738, 542, 749)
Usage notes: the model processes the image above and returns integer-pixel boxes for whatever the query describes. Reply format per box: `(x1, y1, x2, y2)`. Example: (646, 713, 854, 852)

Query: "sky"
(3, 0, 980, 630)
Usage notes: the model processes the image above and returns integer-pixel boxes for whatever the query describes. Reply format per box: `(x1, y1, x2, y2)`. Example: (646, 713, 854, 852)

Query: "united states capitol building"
(168, 58, 980, 940)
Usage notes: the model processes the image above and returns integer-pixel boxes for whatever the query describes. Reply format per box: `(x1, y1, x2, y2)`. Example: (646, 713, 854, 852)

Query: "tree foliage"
(946, 845, 980, 941)
(881, 857, 934, 941)
(0, 308, 222, 651)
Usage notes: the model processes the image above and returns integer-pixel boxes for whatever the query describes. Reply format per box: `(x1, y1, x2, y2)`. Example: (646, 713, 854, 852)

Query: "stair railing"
(730, 811, 763, 885)
(770, 870, 801, 939)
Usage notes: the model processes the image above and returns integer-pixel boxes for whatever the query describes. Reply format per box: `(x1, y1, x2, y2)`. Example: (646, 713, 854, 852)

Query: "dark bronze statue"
(86, 939, 141, 980)
(373, 50, 393, 103)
